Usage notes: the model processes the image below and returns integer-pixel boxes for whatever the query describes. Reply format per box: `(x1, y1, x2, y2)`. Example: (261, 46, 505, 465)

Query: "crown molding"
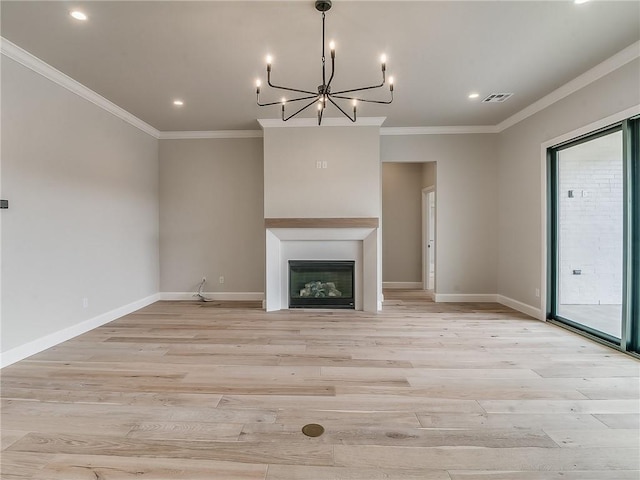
(159, 130, 263, 139)
(258, 117, 387, 129)
(1, 37, 161, 139)
(496, 40, 640, 133)
(380, 125, 499, 135)
(3, 35, 637, 140)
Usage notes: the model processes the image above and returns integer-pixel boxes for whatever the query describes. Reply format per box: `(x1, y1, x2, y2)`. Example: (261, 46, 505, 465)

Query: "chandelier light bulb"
(352, 99, 357, 107)
(266, 55, 273, 65)
(389, 76, 394, 92)
(380, 54, 387, 64)
(329, 41, 336, 51)
(281, 97, 287, 104)
(317, 102, 323, 111)
(256, 79, 261, 87)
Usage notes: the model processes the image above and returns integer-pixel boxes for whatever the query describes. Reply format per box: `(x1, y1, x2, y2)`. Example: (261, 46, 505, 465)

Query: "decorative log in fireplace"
(289, 260, 355, 309)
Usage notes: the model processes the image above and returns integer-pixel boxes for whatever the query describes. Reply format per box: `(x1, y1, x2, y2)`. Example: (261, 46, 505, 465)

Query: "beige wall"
(1, 56, 159, 353)
(381, 134, 499, 296)
(422, 162, 436, 188)
(159, 138, 265, 293)
(497, 58, 640, 309)
(382, 163, 423, 283)
(263, 126, 381, 218)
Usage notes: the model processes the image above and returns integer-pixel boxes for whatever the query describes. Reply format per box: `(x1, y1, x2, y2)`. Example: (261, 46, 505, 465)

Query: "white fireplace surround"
(265, 226, 380, 312)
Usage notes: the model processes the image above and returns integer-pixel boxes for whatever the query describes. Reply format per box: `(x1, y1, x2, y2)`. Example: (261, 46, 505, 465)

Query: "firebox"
(288, 260, 355, 309)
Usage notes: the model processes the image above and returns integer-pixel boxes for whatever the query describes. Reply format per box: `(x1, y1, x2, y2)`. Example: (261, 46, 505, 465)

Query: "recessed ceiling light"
(468, 93, 480, 99)
(70, 10, 87, 21)
(173, 100, 184, 106)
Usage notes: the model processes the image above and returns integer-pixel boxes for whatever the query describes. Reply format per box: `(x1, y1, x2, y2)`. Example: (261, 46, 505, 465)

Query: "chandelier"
(255, 0, 394, 125)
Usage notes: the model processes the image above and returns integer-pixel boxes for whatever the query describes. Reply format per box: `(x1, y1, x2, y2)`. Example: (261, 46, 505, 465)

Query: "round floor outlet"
(301, 423, 325, 437)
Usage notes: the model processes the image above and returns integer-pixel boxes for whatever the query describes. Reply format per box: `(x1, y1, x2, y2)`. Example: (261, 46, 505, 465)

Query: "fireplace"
(289, 260, 355, 309)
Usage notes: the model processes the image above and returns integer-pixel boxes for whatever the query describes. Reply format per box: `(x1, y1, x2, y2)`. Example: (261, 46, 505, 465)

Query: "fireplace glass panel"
(289, 260, 355, 309)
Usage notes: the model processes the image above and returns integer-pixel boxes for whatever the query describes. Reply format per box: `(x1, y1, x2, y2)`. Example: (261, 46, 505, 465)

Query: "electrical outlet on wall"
(535, 288, 540, 298)
(82, 298, 89, 308)
(219, 276, 225, 284)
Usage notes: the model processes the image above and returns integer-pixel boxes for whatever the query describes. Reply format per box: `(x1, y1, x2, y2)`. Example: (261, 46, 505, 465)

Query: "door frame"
(422, 186, 436, 296)
(543, 106, 640, 354)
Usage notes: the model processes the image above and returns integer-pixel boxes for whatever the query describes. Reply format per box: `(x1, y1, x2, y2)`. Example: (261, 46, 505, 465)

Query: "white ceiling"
(1, 1, 639, 132)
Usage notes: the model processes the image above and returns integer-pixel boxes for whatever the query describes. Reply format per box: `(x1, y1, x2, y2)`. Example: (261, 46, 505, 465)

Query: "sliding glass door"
(549, 118, 639, 353)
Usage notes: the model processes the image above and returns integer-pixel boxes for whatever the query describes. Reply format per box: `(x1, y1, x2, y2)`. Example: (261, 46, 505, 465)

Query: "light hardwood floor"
(1, 290, 639, 479)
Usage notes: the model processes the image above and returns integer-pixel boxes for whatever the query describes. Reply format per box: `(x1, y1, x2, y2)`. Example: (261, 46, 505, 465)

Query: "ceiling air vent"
(482, 93, 513, 103)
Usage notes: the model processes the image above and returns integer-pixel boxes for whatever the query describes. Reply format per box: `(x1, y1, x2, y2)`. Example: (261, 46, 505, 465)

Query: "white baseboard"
(434, 293, 498, 303)
(160, 292, 265, 301)
(497, 295, 544, 320)
(0, 293, 161, 368)
(382, 282, 423, 289)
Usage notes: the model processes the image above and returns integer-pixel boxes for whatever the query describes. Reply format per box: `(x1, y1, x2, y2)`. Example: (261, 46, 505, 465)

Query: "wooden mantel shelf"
(265, 218, 379, 229)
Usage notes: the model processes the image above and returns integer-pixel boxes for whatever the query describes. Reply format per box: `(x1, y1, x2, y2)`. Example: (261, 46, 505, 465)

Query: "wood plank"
(448, 472, 640, 480)
(264, 217, 379, 228)
(416, 413, 607, 430)
(29, 454, 267, 480)
(593, 414, 640, 429)
(478, 399, 640, 414)
(8, 432, 334, 466)
(266, 465, 450, 479)
(333, 445, 640, 470)
(544, 429, 640, 448)
(0, 451, 53, 479)
(239, 423, 558, 448)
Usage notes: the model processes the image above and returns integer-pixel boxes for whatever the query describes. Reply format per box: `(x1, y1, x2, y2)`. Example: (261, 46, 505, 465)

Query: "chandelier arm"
(258, 94, 318, 107)
(267, 81, 317, 96)
(331, 82, 386, 96)
(327, 96, 356, 122)
(283, 97, 320, 122)
(332, 92, 393, 105)
(258, 100, 284, 107)
(268, 71, 317, 95)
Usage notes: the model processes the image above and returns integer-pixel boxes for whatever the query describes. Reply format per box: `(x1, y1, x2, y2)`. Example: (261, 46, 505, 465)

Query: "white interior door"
(422, 187, 436, 292)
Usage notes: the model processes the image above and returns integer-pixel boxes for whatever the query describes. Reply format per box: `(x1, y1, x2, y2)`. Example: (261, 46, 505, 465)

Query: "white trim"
(382, 282, 423, 289)
(497, 41, 640, 133)
(160, 292, 264, 301)
(159, 130, 263, 140)
(3, 35, 636, 140)
(497, 295, 544, 321)
(258, 117, 386, 128)
(434, 294, 498, 303)
(381, 125, 498, 136)
(0, 38, 160, 139)
(0, 293, 161, 368)
(542, 105, 640, 150)
(538, 104, 640, 328)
